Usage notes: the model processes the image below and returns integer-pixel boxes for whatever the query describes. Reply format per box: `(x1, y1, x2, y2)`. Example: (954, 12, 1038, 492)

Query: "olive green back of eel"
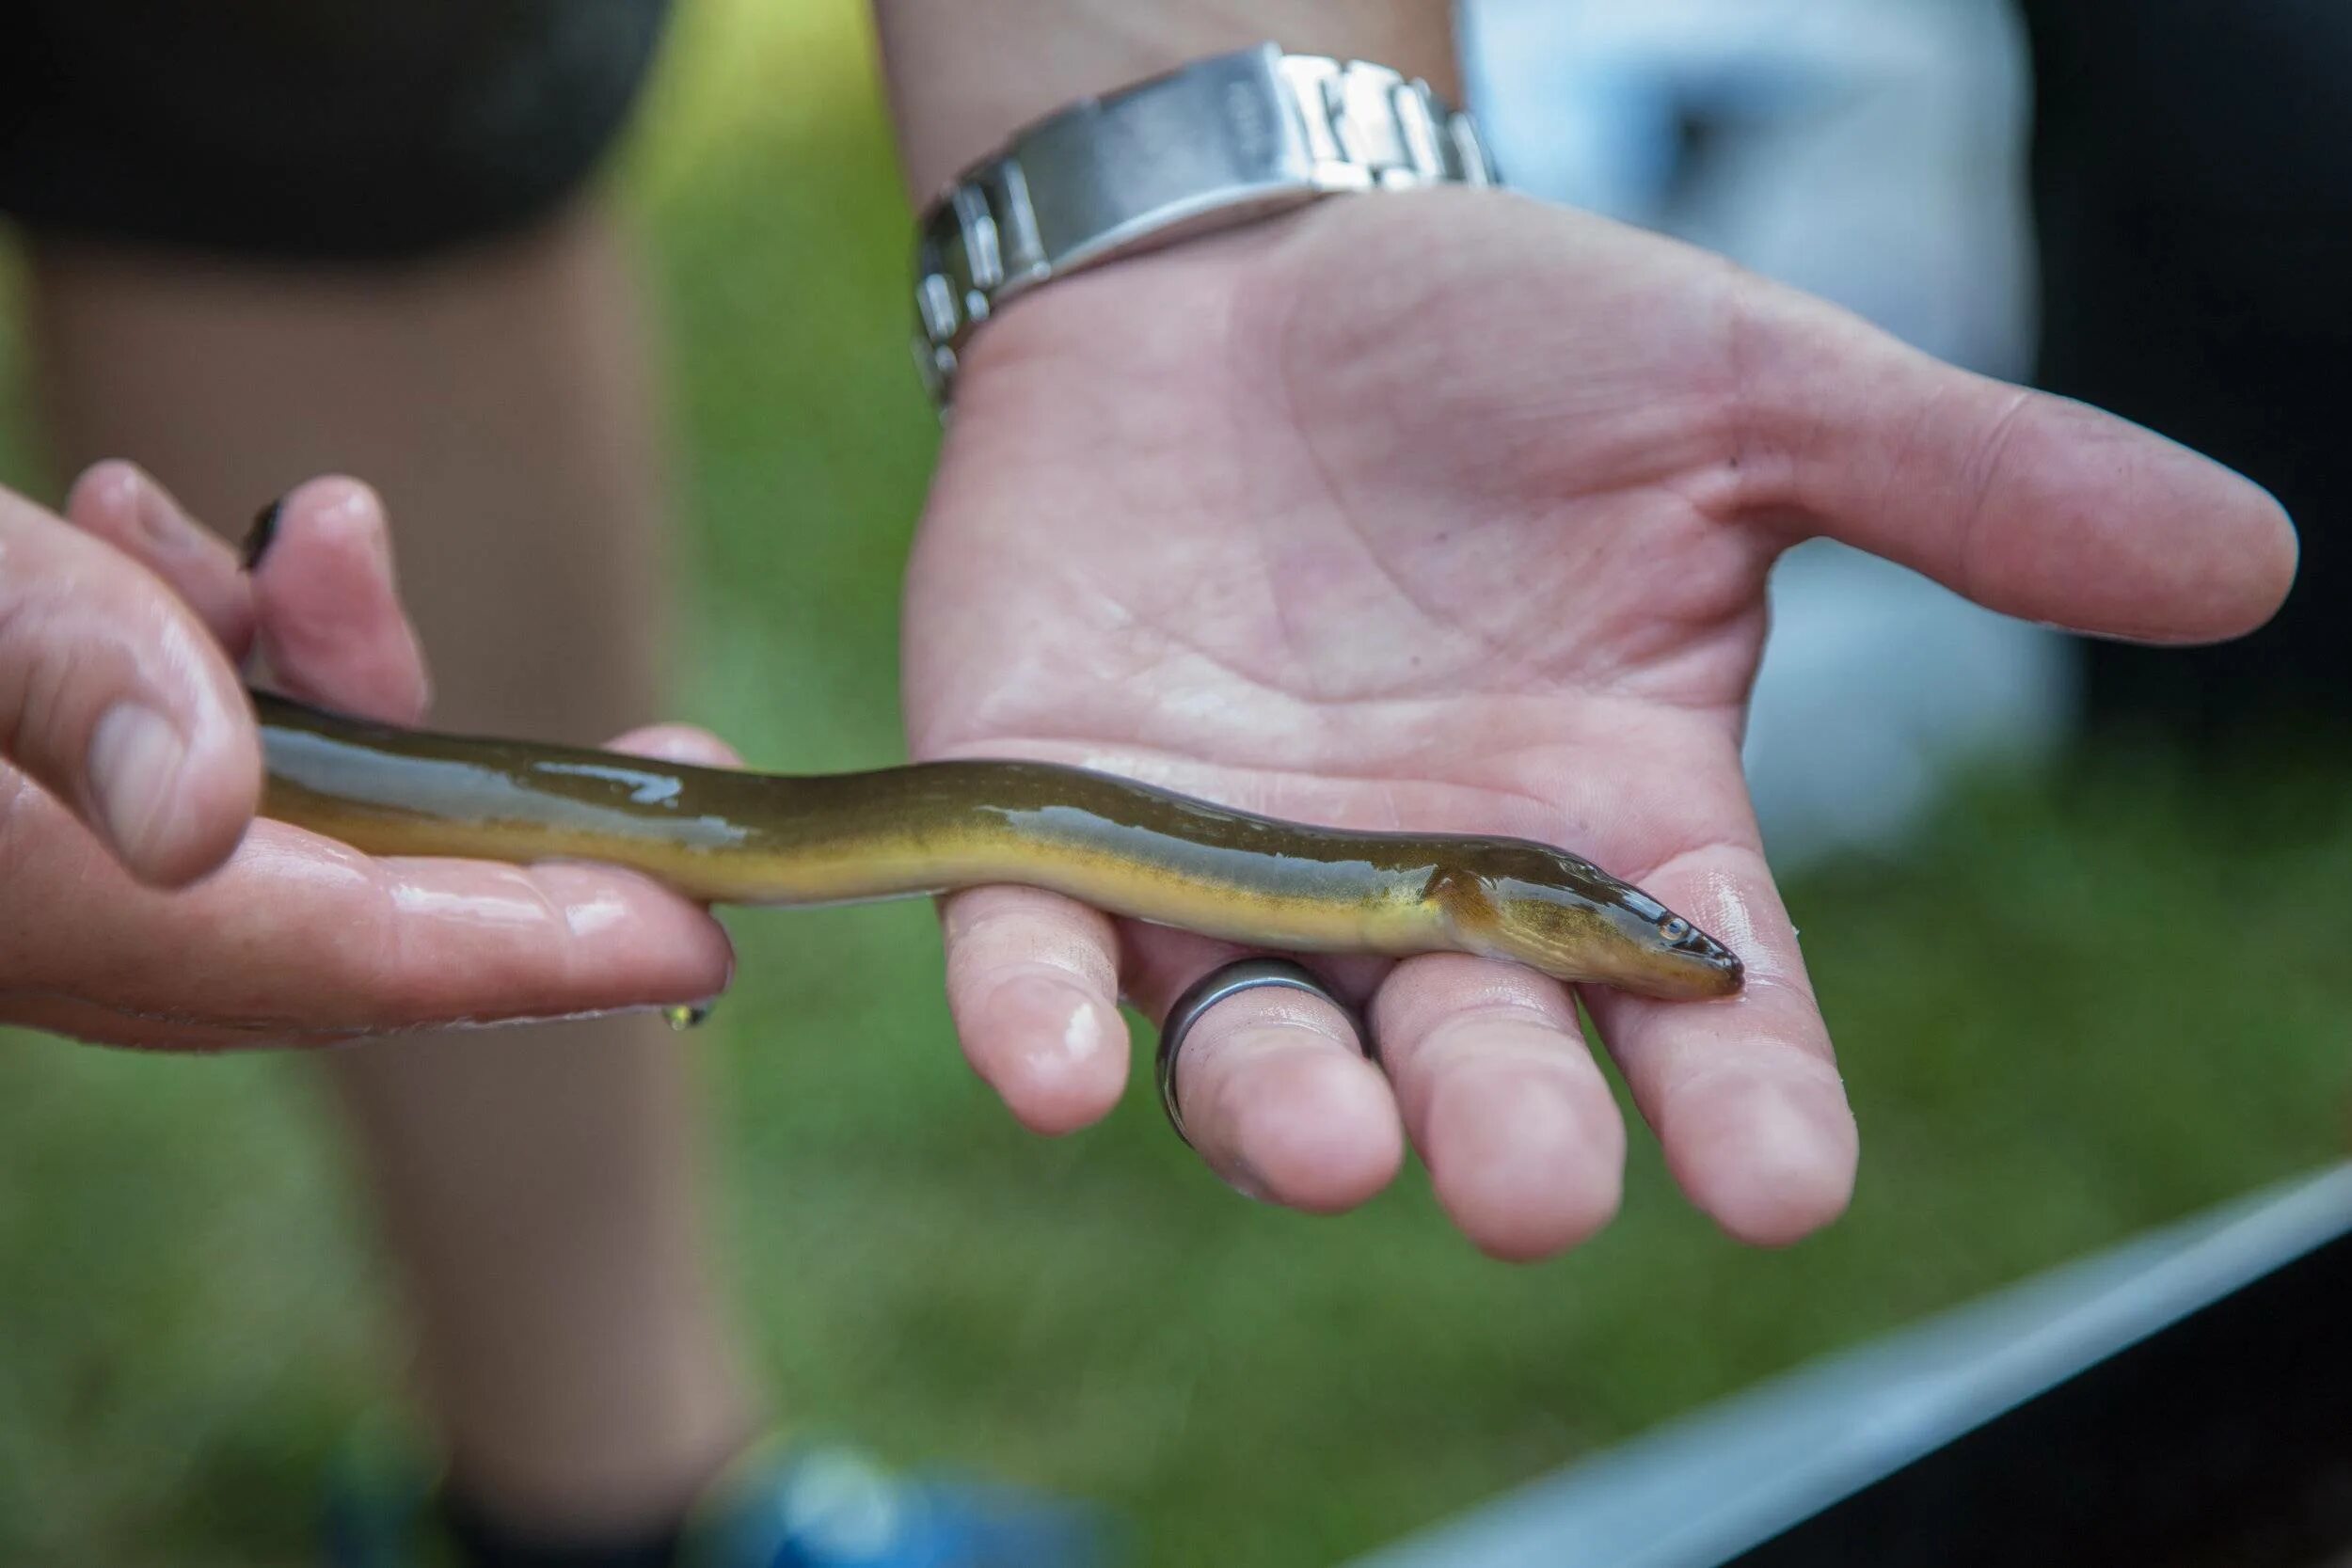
(251, 689, 1742, 1003)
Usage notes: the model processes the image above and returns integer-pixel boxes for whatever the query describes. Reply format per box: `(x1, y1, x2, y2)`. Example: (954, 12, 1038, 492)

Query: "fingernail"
(560, 883, 629, 939)
(242, 498, 284, 570)
(1739, 1082, 1823, 1163)
(1221, 1154, 1275, 1204)
(998, 976, 1112, 1070)
(87, 703, 190, 873)
(129, 469, 204, 551)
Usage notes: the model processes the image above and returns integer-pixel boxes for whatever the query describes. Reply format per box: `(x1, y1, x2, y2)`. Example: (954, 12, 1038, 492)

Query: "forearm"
(871, 0, 1460, 198)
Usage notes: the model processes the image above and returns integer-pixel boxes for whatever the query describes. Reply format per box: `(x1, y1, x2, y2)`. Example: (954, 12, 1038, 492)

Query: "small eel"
(252, 689, 1743, 1002)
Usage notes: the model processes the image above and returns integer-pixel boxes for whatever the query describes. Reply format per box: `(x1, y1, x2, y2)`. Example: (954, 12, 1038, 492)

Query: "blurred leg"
(24, 200, 756, 1534)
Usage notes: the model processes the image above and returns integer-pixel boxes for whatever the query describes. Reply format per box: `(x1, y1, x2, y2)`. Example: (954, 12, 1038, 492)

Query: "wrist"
(903, 37, 1493, 407)
(872, 1, 1460, 198)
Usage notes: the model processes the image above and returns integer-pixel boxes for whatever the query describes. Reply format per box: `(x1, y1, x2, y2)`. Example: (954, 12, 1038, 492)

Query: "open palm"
(902, 189, 2293, 1259)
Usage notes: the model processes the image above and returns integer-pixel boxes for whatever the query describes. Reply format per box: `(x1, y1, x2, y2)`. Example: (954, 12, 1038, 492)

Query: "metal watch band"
(911, 41, 1501, 408)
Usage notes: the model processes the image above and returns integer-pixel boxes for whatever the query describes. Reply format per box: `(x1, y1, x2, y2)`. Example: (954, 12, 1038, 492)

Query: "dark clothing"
(2022, 0, 2352, 739)
(0, 0, 671, 261)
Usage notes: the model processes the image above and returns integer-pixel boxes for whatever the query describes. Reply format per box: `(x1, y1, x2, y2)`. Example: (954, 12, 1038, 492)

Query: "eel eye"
(1659, 916, 1692, 942)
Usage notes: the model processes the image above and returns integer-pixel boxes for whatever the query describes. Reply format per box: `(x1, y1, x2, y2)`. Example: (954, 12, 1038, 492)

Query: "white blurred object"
(1462, 0, 2079, 870)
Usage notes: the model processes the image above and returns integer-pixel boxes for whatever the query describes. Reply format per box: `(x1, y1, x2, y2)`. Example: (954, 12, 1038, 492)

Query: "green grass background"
(1, 6, 2347, 1564)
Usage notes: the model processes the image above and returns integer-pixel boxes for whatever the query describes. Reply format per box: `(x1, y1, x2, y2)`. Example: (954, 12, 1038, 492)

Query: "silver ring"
(1155, 958, 1367, 1147)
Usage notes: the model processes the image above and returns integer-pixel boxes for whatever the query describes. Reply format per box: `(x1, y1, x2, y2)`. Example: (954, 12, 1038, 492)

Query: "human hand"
(900, 189, 2295, 1258)
(0, 465, 735, 1050)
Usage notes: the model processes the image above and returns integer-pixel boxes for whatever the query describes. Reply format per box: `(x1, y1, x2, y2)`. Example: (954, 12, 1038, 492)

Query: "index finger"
(5, 800, 735, 1043)
(1581, 835, 1856, 1247)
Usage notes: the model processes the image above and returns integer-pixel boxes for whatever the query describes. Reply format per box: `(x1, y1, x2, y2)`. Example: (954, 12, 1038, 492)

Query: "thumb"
(0, 483, 259, 885)
(1733, 277, 2298, 644)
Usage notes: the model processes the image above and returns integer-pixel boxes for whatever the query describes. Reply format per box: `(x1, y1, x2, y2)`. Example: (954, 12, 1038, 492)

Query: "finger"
(0, 482, 257, 885)
(2, 990, 340, 1053)
(8, 812, 735, 1037)
(1581, 837, 1856, 1248)
(1369, 956, 1625, 1261)
(938, 886, 1129, 1135)
(1127, 937, 1402, 1211)
(1735, 278, 2298, 642)
(7, 983, 748, 1054)
(62, 460, 256, 655)
(245, 477, 431, 722)
(2, 710, 747, 1047)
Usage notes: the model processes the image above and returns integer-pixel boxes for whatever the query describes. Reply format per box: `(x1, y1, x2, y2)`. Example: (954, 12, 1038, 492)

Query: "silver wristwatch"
(911, 40, 1501, 409)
